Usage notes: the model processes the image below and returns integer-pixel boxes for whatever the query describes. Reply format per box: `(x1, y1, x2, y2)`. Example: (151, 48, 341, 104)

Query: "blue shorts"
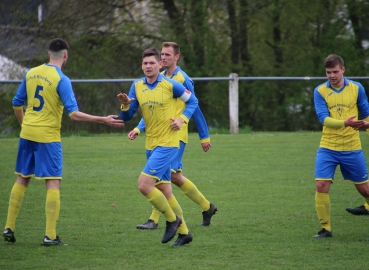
(171, 141, 186, 173)
(15, 138, 63, 180)
(142, 146, 178, 184)
(315, 148, 368, 183)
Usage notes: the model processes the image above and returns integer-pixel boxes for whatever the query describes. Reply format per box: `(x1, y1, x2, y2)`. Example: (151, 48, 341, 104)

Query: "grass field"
(1, 132, 369, 269)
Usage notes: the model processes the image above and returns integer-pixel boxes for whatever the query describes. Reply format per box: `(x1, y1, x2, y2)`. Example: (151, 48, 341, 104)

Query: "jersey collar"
(162, 66, 181, 78)
(143, 73, 163, 85)
(327, 77, 349, 92)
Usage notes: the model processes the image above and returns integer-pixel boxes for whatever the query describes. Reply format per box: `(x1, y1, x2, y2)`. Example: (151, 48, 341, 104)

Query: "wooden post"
(229, 73, 239, 134)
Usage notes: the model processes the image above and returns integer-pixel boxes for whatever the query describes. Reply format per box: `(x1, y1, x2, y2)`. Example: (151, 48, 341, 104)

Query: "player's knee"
(171, 174, 185, 187)
(137, 181, 151, 195)
(316, 180, 330, 193)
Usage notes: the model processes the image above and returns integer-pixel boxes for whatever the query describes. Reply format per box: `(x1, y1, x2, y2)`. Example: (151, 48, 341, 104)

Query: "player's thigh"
(340, 150, 368, 183)
(15, 138, 36, 177)
(171, 141, 186, 172)
(143, 146, 178, 182)
(34, 142, 62, 179)
(315, 148, 338, 180)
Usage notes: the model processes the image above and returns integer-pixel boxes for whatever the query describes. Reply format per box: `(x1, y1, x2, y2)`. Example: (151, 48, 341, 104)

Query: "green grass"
(1, 132, 369, 269)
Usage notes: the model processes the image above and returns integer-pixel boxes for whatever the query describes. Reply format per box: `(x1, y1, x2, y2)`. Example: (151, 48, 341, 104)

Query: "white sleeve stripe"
(179, 90, 191, 102)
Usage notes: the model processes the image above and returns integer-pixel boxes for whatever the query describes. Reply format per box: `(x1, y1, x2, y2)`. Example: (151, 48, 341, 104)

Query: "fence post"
(229, 73, 239, 134)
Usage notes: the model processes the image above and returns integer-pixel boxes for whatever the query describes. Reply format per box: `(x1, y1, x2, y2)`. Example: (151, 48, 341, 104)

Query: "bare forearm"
(70, 111, 106, 124)
(13, 108, 24, 126)
(69, 111, 124, 128)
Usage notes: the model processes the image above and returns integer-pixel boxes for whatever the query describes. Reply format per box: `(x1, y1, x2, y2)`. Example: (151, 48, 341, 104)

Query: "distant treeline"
(1, 0, 369, 134)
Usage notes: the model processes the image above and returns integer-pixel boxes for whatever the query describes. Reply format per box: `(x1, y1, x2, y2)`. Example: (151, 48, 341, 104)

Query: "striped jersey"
(314, 78, 369, 151)
(136, 66, 210, 143)
(120, 73, 198, 150)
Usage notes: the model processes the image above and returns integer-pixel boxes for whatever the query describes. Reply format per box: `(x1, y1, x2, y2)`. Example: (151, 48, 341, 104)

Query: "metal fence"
(3, 75, 369, 133)
(3, 76, 369, 84)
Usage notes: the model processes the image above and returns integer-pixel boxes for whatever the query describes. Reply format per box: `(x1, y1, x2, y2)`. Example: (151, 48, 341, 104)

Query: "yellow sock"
(168, 196, 189, 235)
(146, 188, 176, 222)
(5, 182, 26, 231)
(315, 192, 331, 231)
(364, 201, 369, 211)
(149, 207, 161, 224)
(45, 189, 60, 240)
(180, 178, 210, 211)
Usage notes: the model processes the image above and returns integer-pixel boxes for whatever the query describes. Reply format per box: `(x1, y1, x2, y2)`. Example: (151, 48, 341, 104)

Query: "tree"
(1, 0, 369, 134)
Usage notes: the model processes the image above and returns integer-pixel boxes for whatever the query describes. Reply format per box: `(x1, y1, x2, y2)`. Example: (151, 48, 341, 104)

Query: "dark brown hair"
(324, 54, 344, 69)
(49, 38, 69, 52)
(142, 48, 160, 61)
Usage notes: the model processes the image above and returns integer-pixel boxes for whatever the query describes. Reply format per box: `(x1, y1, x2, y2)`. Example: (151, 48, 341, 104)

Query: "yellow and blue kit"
(314, 78, 369, 151)
(12, 64, 79, 178)
(134, 67, 210, 172)
(12, 64, 79, 143)
(120, 73, 198, 150)
(120, 73, 198, 181)
(135, 66, 210, 144)
(314, 78, 369, 182)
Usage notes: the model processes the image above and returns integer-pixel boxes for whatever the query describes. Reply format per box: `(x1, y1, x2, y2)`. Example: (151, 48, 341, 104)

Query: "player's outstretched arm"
(104, 115, 125, 127)
(70, 111, 124, 128)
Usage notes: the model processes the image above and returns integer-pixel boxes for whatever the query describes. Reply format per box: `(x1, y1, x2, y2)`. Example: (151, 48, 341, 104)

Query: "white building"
(0, 55, 28, 80)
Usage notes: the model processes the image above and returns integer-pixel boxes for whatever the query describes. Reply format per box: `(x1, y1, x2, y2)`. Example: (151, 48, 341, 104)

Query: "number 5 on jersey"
(33, 85, 44, 111)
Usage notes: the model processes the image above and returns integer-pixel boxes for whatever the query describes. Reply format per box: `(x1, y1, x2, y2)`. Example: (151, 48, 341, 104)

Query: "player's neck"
(146, 73, 159, 84)
(165, 65, 177, 77)
(331, 80, 344, 89)
(48, 59, 63, 69)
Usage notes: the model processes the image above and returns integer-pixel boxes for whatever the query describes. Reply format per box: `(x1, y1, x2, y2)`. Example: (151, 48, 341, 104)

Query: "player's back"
(21, 64, 65, 143)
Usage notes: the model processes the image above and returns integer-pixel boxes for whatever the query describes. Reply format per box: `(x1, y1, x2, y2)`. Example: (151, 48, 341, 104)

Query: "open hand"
(344, 116, 365, 129)
(117, 93, 134, 107)
(105, 115, 124, 127)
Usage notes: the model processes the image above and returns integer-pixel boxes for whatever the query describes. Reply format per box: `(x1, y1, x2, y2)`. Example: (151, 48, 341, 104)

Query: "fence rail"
(3, 76, 369, 84)
(3, 75, 369, 133)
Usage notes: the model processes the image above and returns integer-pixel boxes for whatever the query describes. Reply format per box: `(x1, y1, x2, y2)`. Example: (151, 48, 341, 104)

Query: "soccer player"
(312, 54, 369, 238)
(3, 38, 124, 246)
(117, 47, 198, 246)
(130, 42, 217, 229)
